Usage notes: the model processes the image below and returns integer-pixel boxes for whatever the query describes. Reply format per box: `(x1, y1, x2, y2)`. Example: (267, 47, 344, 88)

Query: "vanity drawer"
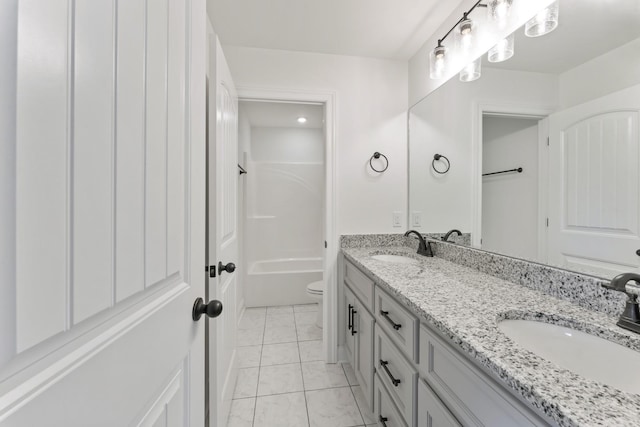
(344, 260, 375, 312)
(375, 287, 418, 362)
(374, 374, 408, 427)
(418, 378, 461, 427)
(419, 325, 547, 427)
(375, 325, 417, 427)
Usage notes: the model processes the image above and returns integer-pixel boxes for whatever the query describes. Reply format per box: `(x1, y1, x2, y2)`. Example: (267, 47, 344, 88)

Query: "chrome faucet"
(442, 229, 462, 242)
(603, 273, 640, 334)
(404, 230, 433, 257)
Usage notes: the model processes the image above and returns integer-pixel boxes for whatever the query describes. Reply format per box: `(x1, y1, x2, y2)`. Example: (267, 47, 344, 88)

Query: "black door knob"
(218, 261, 236, 275)
(192, 298, 223, 321)
(636, 249, 640, 257)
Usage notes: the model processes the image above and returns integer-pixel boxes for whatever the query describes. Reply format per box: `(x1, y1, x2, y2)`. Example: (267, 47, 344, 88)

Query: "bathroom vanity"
(339, 238, 640, 427)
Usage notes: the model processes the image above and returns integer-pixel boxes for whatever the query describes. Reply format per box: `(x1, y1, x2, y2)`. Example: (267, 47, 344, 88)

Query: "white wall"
(409, 67, 557, 233)
(482, 116, 539, 260)
(223, 46, 408, 234)
(246, 126, 324, 262)
(559, 37, 640, 109)
(250, 127, 324, 163)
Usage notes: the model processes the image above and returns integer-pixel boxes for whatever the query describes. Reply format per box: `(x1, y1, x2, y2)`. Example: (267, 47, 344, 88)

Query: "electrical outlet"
(392, 211, 402, 227)
(412, 211, 422, 227)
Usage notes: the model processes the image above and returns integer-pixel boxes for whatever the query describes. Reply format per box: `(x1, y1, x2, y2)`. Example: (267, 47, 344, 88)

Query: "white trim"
(236, 86, 338, 363)
(471, 102, 554, 251)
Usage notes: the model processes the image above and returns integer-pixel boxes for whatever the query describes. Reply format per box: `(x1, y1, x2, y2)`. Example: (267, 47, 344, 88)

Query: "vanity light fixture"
(488, 33, 515, 62)
(525, 1, 559, 37)
(427, 0, 486, 81)
(297, 116, 307, 124)
(459, 57, 482, 82)
(487, 0, 513, 28)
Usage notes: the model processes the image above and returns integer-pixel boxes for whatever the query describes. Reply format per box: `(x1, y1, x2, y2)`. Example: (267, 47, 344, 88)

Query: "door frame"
(236, 86, 338, 363)
(471, 102, 554, 260)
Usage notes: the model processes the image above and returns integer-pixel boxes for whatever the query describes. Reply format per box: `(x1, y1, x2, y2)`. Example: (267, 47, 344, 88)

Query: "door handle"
(348, 304, 353, 330)
(636, 249, 640, 257)
(192, 298, 223, 321)
(218, 261, 236, 275)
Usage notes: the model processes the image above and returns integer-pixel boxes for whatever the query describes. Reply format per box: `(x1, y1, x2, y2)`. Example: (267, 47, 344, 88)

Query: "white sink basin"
(371, 254, 420, 265)
(498, 319, 640, 394)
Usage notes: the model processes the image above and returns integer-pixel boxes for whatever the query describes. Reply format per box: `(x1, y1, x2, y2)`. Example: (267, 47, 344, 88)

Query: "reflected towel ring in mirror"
(432, 154, 450, 174)
(370, 152, 389, 173)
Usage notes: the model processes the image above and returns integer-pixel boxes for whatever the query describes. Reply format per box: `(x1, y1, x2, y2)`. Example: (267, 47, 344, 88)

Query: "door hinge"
(205, 265, 216, 278)
(324, 240, 327, 249)
(547, 137, 550, 146)
(546, 218, 549, 227)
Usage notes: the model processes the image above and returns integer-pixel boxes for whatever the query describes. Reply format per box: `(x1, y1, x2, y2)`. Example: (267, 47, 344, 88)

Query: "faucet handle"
(626, 282, 640, 296)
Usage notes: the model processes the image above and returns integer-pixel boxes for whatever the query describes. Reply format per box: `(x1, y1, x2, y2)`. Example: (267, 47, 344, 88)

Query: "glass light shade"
(488, 0, 513, 28)
(459, 57, 481, 82)
(429, 45, 447, 79)
(455, 19, 475, 52)
(488, 33, 515, 63)
(525, 1, 559, 37)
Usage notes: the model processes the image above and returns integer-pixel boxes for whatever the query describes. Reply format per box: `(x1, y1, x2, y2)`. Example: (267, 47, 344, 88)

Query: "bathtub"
(245, 258, 323, 307)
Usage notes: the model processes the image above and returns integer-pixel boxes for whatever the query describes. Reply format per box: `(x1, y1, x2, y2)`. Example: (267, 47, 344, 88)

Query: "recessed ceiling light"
(297, 117, 307, 124)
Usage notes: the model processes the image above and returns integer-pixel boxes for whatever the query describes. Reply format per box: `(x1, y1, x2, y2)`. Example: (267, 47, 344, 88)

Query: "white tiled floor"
(227, 304, 376, 427)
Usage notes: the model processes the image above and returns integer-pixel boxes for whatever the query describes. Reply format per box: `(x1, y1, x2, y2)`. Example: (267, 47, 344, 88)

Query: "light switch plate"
(392, 211, 402, 227)
(412, 211, 422, 227)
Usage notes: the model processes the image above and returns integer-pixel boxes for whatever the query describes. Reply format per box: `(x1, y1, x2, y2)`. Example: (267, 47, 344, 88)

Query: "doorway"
(236, 88, 337, 365)
(481, 114, 542, 260)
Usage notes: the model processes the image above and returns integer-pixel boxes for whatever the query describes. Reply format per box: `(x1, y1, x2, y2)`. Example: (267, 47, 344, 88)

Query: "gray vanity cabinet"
(341, 254, 552, 427)
(342, 260, 376, 414)
(418, 379, 461, 427)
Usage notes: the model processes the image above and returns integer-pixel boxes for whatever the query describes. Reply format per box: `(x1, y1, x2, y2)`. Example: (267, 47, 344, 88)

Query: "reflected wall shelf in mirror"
(408, 0, 640, 280)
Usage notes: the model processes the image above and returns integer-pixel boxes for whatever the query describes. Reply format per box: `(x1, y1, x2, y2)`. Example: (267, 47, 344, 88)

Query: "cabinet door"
(418, 379, 461, 427)
(344, 286, 356, 362)
(354, 300, 375, 414)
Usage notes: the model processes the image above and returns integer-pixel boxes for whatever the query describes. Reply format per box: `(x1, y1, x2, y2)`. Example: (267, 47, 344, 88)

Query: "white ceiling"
(484, 0, 640, 74)
(240, 101, 324, 129)
(207, 0, 465, 60)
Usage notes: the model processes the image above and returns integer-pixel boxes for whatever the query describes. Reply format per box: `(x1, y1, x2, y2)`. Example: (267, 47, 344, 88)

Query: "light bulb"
(429, 45, 447, 80)
(525, 1, 559, 37)
(456, 19, 475, 52)
(488, 33, 515, 63)
(459, 57, 481, 83)
(297, 117, 307, 124)
(488, 0, 513, 28)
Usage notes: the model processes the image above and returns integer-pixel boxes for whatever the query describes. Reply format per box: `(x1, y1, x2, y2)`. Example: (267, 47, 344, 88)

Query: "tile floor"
(227, 304, 377, 427)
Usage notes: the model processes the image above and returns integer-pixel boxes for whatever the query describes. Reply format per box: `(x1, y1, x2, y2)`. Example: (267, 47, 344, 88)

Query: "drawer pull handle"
(380, 310, 402, 330)
(379, 415, 389, 427)
(351, 308, 358, 335)
(380, 359, 401, 386)
(348, 304, 353, 330)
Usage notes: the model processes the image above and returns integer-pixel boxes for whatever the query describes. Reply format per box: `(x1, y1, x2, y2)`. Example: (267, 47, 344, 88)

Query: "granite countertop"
(341, 245, 640, 427)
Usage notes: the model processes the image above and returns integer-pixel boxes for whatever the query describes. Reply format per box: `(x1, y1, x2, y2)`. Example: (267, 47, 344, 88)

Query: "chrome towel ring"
(432, 154, 450, 174)
(370, 152, 389, 173)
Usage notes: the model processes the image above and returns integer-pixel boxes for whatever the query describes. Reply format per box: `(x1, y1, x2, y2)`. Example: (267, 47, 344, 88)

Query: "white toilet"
(306, 280, 324, 328)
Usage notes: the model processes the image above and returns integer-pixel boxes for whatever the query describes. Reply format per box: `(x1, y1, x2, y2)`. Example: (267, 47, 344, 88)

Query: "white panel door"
(0, 0, 207, 425)
(548, 84, 640, 277)
(207, 35, 239, 427)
